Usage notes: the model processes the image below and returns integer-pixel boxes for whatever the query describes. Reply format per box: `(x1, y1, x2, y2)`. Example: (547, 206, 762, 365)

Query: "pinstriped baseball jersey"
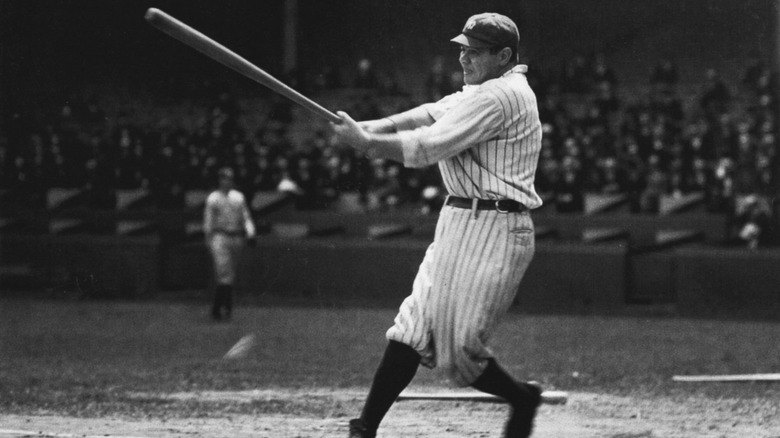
(392, 64, 543, 209)
(384, 63, 542, 386)
(204, 189, 255, 236)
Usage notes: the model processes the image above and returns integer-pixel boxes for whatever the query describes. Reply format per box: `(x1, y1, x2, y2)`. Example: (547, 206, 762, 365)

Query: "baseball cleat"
(347, 419, 375, 438)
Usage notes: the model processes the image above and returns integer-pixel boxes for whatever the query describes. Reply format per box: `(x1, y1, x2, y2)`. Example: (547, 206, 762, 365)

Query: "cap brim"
(450, 34, 493, 48)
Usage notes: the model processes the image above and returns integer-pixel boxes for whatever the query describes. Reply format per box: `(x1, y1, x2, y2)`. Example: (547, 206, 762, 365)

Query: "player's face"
(458, 46, 505, 85)
(219, 175, 233, 191)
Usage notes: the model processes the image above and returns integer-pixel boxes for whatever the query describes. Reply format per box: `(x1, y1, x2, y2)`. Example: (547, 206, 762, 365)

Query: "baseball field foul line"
(397, 390, 569, 405)
(672, 373, 780, 382)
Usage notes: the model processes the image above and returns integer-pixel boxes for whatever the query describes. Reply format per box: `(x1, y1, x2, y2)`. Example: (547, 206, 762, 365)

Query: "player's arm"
(332, 111, 405, 163)
(358, 118, 397, 134)
(333, 90, 504, 168)
(383, 91, 465, 131)
(398, 90, 505, 167)
(357, 105, 435, 134)
(333, 92, 457, 160)
(240, 196, 256, 239)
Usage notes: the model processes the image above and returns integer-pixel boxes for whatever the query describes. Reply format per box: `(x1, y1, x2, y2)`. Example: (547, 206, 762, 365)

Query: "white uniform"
(204, 189, 255, 285)
(384, 65, 542, 386)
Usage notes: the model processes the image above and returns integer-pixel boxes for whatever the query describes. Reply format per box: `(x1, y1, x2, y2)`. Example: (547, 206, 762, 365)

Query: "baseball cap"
(451, 13, 519, 51)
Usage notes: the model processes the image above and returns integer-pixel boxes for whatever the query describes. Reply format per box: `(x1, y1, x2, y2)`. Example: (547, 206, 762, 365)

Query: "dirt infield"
(2, 300, 780, 437)
(1, 387, 778, 438)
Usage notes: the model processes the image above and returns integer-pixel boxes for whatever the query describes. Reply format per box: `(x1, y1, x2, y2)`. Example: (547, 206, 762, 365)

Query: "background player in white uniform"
(331, 12, 544, 438)
(204, 167, 256, 321)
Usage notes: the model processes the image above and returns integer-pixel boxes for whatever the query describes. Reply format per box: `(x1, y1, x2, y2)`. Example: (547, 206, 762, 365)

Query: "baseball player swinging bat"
(144, 8, 342, 124)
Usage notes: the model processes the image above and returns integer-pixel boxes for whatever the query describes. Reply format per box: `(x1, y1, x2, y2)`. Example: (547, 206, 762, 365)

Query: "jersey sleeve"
(385, 89, 468, 131)
(239, 194, 256, 237)
(385, 105, 435, 131)
(398, 89, 505, 168)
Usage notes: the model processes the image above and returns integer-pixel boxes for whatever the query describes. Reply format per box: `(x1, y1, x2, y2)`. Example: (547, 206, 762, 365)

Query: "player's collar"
(504, 64, 528, 76)
(462, 64, 529, 92)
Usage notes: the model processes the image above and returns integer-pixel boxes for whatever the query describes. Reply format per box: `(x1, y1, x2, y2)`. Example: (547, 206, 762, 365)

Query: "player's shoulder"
(206, 190, 221, 202)
(228, 189, 246, 201)
(479, 66, 535, 105)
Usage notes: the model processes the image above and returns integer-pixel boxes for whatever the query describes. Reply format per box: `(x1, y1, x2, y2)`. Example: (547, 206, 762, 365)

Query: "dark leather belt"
(445, 196, 527, 213)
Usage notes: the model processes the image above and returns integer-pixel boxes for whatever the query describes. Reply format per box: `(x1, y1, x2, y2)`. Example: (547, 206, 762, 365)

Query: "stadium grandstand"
(1, 0, 778, 315)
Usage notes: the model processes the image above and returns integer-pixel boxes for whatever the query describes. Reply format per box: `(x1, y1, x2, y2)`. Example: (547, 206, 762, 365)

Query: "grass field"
(1, 296, 779, 437)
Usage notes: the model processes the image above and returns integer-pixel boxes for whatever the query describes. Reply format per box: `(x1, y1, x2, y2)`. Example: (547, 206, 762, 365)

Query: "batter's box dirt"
(2, 388, 778, 438)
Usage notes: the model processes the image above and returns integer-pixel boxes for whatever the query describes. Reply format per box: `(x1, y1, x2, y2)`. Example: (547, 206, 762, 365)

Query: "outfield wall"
(0, 235, 159, 298)
(156, 239, 780, 318)
(2, 233, 778, 318)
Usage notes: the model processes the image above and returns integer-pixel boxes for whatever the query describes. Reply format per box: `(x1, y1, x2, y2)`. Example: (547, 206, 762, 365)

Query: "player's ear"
(499, 47, 512, 66)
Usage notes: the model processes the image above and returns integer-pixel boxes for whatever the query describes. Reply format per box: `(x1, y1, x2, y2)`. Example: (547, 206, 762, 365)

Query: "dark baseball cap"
(450, 13, 519, 51)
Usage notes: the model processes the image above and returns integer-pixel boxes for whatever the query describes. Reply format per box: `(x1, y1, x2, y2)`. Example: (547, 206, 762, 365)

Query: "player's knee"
(444, 357, 483, 386)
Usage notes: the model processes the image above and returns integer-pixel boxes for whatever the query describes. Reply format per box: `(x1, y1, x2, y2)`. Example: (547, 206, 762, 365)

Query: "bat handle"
(314, 106, 342, 124)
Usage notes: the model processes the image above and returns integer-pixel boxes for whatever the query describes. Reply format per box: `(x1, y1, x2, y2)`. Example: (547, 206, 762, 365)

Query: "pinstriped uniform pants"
(386, 205, 535, 387)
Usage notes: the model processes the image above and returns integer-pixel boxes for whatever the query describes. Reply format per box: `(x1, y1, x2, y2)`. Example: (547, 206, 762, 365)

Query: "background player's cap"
(451, 13, 519, 51)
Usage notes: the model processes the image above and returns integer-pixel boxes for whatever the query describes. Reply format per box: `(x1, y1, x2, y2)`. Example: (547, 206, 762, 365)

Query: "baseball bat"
(144, 8, 342, 124)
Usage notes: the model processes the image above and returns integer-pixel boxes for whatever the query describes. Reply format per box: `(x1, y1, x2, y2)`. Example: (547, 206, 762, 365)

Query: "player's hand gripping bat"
(144, 8, 342, 124)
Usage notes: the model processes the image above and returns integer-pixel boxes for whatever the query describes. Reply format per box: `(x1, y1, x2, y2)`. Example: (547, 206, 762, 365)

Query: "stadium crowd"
(1, 54, 778, 243)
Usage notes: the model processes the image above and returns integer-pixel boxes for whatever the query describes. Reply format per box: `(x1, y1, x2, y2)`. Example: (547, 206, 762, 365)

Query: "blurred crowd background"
(1, 0, 778, 248)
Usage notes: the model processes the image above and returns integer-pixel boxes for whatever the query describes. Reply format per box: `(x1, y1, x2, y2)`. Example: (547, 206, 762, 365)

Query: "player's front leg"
(348, 340, 421, 438)
(470, 358, 542, 438)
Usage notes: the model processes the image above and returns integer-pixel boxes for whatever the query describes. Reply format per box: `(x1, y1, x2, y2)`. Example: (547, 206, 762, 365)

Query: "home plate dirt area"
(1, 387, 778, 438)
(2, 302, 779, 438)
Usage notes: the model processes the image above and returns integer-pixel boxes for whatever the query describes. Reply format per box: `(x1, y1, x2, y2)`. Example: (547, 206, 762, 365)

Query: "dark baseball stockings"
(211, 284, 232, 320)
(352, 344, 540, 438)
(470, 358, 541, 437)
(352, 340, 421, 437)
